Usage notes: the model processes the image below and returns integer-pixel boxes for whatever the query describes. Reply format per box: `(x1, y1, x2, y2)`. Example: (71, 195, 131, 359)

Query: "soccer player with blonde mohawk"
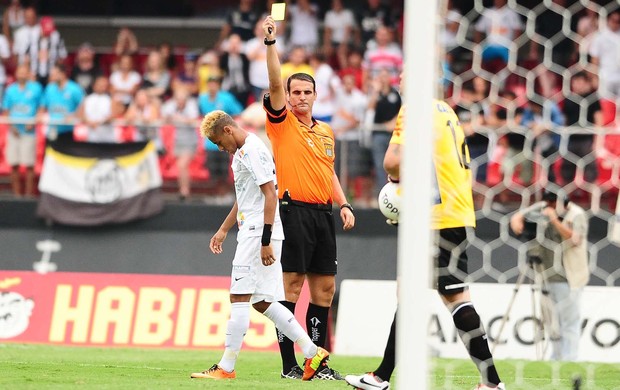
(190, 110, 329, 381)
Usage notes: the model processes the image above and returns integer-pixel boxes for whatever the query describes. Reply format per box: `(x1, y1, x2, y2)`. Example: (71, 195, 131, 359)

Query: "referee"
(262, 15, 355, 380)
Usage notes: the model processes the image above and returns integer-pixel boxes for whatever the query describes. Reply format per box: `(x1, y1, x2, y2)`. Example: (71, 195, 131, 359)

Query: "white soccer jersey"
(475, 6, 523, 47)
(589, 29, 620, 79)
(232, 133, 284, 241)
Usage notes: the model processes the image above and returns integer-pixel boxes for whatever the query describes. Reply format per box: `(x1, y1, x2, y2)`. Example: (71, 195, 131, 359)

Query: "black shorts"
(435, 227, 470, 295)
(279, 200, 337, 275)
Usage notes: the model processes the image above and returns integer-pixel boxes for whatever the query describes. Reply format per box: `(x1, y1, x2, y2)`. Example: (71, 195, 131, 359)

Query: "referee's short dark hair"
(287, 73, 316, 93)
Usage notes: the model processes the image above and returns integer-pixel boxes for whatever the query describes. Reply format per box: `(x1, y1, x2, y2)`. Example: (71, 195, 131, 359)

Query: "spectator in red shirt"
(338, 48, 365, 91)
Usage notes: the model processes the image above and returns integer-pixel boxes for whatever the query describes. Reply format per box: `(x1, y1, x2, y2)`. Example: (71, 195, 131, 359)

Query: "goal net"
(402, 0, 620, 388)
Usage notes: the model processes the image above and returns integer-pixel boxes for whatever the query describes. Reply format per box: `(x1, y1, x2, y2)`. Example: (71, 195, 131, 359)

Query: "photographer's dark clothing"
(520, 201, 566, 283)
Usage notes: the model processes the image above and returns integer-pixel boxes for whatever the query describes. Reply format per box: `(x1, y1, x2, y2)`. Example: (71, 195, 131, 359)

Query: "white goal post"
(398, 0, 439, 389)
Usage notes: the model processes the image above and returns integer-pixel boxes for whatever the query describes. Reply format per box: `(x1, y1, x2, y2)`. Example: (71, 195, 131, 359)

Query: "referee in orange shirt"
(262, 16, 355, 380)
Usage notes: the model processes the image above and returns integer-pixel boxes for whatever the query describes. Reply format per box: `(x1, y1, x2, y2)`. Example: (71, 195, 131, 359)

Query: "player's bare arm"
(259, 181, 277, 266)
(384, 143, 401, 180)
(332, 172, 355, 230)
(210, 201, 238, 254)
(263, 16, 286, 111)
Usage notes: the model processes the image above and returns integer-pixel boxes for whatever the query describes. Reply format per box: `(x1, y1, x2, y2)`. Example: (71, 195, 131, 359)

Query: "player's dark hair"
(287, 73, 316, 93)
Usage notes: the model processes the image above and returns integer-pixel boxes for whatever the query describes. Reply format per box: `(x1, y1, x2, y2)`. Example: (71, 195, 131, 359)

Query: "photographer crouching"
(509, 190, 590, 361)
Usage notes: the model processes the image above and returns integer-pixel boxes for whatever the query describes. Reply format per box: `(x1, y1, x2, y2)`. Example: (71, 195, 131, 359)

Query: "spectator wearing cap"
(197, 50, 222, 95)
(172, 52, 199, 96)
(28, 15, 67, 85)
(198, 75, 243, 118)
(219, 34, 250, 106)
(70, 43, 103, 94)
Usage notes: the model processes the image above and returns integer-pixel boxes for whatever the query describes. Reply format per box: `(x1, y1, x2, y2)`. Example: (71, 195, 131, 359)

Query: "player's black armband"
(261, 224, 273, 246)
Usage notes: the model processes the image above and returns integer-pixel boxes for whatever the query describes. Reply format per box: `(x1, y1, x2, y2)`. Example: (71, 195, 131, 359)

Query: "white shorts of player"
(230, 237, 285, 304)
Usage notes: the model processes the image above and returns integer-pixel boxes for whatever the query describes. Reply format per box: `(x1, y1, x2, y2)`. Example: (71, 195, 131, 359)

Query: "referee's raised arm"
(263, 16, 286, 111)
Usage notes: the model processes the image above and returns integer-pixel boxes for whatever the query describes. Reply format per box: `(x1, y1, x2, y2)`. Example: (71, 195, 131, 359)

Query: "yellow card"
(271, 2, 286, 21)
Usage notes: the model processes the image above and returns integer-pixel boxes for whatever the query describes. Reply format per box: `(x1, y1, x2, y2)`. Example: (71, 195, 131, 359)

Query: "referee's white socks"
(218, 302, 250, 373)
(264, 302, 318, 359)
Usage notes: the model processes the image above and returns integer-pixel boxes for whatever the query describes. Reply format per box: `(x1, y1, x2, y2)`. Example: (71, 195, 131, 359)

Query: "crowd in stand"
(1, 0, 619, 210)
(446, 0, 620, 210)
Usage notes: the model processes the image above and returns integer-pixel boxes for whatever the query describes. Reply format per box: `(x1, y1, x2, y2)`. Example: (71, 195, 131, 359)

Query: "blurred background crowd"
(1, 0, 620, 212)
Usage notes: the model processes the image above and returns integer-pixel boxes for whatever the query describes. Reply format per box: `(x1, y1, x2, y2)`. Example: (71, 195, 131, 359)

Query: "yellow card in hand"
(271, 2, 286, 21)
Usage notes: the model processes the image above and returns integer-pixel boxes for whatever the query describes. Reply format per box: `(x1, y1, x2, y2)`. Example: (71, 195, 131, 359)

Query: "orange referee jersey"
(264, 98, 335, 204)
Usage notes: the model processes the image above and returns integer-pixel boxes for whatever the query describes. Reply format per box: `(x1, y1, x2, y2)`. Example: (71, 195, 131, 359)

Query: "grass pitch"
(1, 344, 619, 389)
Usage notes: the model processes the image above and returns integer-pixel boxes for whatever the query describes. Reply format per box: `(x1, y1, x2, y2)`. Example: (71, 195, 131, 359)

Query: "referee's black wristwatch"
(264, 37, 276, 46)
(340, 203, 354, 212)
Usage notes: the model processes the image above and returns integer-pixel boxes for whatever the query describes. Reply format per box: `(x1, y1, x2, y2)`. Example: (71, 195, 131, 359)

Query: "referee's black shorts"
(279, 200, 337, 275)
(435, 227, 470, 295)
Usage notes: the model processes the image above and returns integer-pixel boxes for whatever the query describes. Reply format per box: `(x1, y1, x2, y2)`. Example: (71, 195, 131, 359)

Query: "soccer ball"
(378, 181, 401, 222)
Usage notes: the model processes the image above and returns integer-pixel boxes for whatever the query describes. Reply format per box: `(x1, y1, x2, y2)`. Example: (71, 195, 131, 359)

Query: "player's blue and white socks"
(265, 302, 318, 358)
(218, 302, 251, 373)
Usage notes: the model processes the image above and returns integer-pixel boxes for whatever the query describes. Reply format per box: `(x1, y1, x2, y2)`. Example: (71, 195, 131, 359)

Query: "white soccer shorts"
(230, 237, 284, 304)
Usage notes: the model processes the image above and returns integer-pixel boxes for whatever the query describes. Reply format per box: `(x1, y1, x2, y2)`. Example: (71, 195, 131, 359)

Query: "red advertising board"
(0, 271, 310, 350)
